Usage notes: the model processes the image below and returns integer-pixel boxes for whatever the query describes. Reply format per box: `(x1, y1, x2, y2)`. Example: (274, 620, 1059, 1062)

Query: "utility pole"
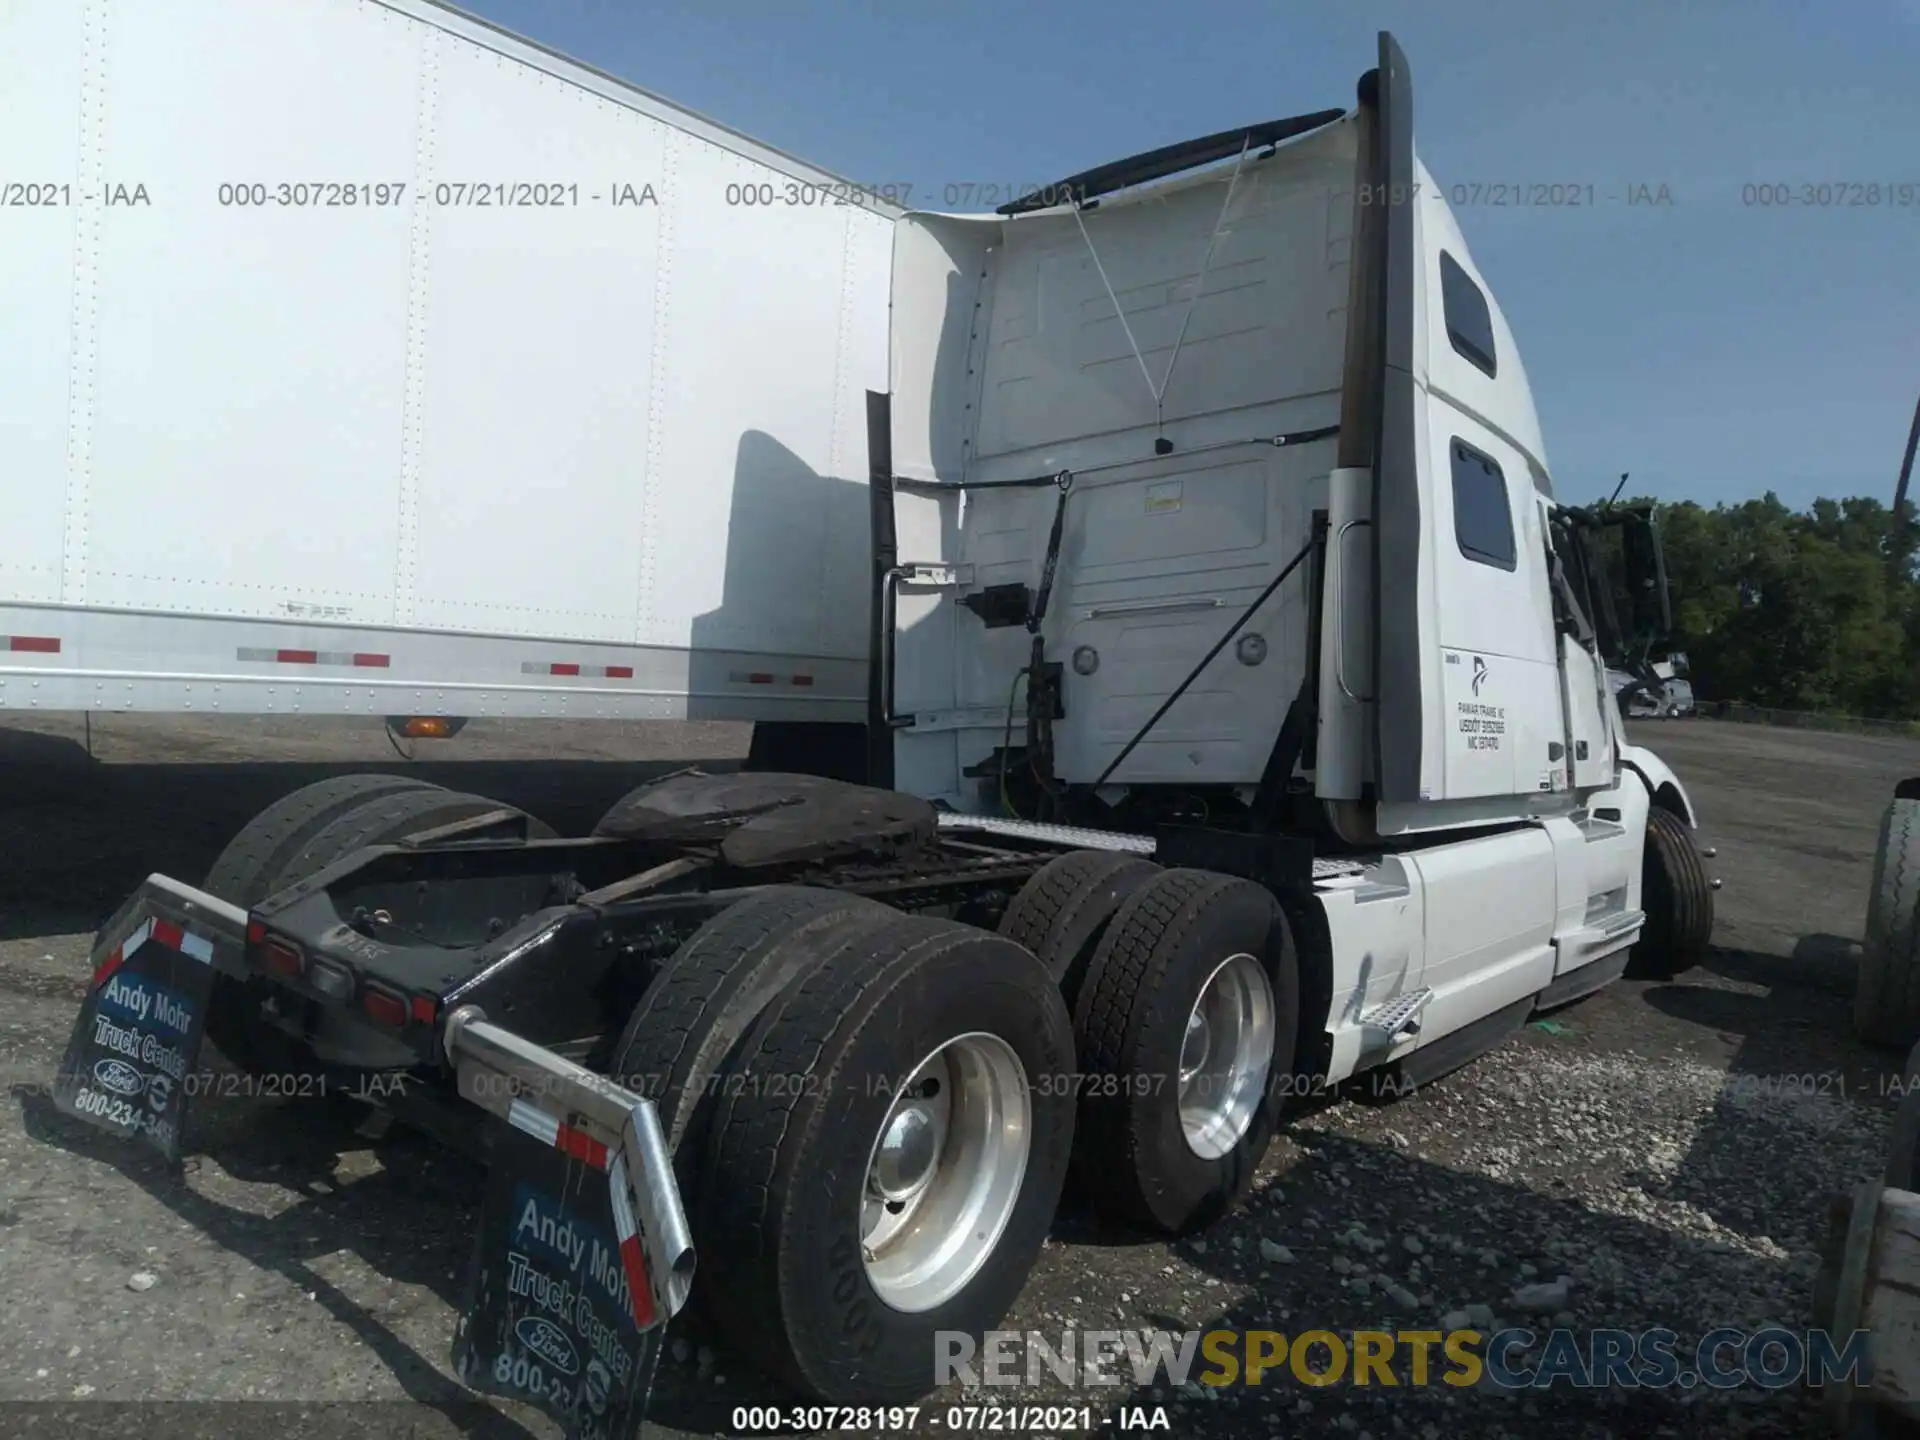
(1893, 392, 1920, 580)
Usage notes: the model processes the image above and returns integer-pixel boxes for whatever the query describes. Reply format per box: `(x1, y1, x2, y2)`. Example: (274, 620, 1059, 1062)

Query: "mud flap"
(52, 879, 244, 1162)
(450, 1055, 690, 1440)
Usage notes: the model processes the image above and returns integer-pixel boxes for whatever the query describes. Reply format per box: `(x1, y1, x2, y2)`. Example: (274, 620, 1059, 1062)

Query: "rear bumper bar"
(59, 874, 695, 1331)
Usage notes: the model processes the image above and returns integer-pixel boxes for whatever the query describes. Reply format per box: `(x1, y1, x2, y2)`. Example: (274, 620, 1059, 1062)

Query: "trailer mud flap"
(454, 1117, 664, 1440)
(52, 878, 245, 1162)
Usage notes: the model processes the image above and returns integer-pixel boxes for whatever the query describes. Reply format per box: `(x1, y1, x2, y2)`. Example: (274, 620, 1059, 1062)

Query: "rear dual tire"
(1000, 854, 1296, 1233)
(616, 856, 1300, 1401)
(1070, 869, 1298, 1234)
(997, 849, 1160, 1007)
(629, 900, 1075, 1404)
(608, 886, 885, 1185)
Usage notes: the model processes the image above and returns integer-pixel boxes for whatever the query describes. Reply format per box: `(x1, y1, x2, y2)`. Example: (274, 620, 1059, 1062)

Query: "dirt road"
(1, 713, 1914, 1439)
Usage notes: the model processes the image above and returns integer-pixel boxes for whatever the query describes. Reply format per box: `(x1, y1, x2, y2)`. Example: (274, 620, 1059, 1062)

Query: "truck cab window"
(1451, 439, 1516, 570)
(1440, 251, 1497, 377)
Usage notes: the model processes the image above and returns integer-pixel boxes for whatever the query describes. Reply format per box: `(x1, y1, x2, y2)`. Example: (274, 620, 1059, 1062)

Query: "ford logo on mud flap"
(514, 1315, 580, 1376)
(93, 1058, 146, 1096)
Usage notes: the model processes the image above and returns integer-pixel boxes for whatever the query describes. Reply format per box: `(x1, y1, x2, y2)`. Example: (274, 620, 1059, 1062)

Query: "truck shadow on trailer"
(684, 428, 873, 731)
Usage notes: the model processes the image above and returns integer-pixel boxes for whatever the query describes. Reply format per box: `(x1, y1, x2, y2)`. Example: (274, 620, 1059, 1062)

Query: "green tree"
(1587, 490, 1920, 720)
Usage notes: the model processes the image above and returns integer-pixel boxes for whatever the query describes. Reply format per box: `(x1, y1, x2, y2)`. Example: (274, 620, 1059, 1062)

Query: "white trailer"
(0, 0, 893, 732)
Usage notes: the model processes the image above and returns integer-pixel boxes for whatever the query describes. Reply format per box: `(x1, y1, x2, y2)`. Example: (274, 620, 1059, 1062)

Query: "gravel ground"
(1, 713, 1917, 1440)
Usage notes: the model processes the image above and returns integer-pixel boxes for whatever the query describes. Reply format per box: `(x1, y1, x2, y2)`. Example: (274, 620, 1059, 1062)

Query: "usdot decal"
(1456, 699, 1507, 752)
(93, 1057, 146, 1096)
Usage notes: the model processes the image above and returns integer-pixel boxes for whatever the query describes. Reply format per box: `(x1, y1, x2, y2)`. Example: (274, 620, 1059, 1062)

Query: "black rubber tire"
(200, 775, 442, 1073)
(205, 774, 442, 908)
(1626, 808, 1714, 981)
(1069, 868, 1298, 1235)
(274, 786, 553, 894)
(1856, 798, 1920, 1048)
(699, 912, 1075, 1404)
(608, 886, 884, 1168)
(997, 850, 1161, 1008)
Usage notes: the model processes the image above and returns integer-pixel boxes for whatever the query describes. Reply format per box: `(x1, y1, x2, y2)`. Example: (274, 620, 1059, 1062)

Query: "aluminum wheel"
(860, 1032, 1030, 1314)
(1178, 952, 1276, 1159)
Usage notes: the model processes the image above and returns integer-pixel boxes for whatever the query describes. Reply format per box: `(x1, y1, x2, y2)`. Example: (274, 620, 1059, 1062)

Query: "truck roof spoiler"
(995, 106, 1349, 215)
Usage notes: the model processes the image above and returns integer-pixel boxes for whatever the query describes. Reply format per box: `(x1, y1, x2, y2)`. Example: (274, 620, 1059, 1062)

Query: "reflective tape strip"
(88, 914, 213, 987)
(3, 635, 61, 653)
(518, 662, 636, 679)
(608, 1152, 658, 1330)
(237, 648, 390, 668)
(150, 918, 215, 964)
(506, 1097, 611, 1170)
(727, 671, 815, 687)
(91, 918, 154, 989)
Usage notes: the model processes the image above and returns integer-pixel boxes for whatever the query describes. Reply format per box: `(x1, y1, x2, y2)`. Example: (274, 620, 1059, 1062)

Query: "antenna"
(1606, 472, 1630, 509)
(1891, 393, 1920, 580)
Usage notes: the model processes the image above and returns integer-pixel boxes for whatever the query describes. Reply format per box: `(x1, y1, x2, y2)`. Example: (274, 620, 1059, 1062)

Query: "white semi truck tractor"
(50, 27, 1715, 1433)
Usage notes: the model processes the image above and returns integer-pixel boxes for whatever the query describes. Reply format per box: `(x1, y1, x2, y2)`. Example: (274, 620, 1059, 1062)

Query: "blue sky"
(463, 0, 1919, 512)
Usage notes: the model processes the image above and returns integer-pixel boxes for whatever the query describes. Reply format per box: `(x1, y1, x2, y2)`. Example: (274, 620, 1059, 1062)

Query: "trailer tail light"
(410, 994, 438, 1026)
(263, 938, 305, 979)
(246, 920, 266, 946)
(306, 957, 355, 1001)
(362, 985, 408, 1030)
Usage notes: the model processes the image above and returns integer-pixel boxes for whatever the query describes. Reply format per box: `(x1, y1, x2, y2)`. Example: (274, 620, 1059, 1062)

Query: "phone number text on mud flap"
(70, 1087, 177, 1148)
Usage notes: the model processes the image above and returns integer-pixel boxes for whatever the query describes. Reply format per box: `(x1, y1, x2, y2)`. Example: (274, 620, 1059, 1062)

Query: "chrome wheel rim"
(860, 1032, 1030, 1314)
(1178, 952, 1276, 1159)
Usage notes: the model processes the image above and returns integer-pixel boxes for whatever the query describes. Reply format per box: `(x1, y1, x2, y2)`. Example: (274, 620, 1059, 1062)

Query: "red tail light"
(263, 938, 304, 979)
(362, 985, 408, 1029)
(409, 994, 438, 1025)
